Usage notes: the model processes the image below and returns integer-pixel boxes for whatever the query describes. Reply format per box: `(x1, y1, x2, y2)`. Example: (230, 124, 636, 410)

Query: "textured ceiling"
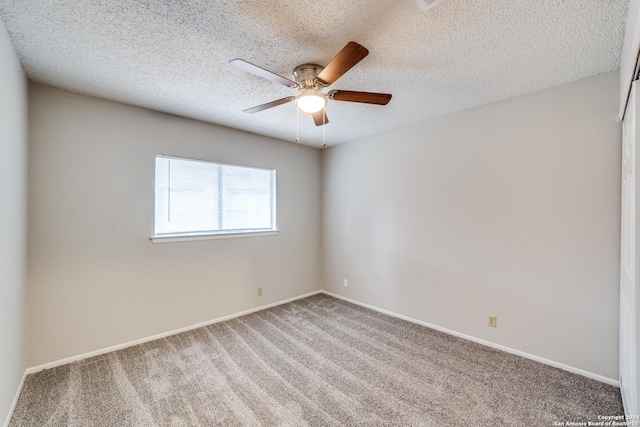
(0, 0, 629, 147)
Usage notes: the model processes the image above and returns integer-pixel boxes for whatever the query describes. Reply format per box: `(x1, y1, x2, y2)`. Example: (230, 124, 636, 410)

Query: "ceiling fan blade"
(312, 109, 329, 126)
(329, 90, 392, 105)
(317, 42, 369, 86)
(243, 97, 295, 114)
(229, 59, 298, 88)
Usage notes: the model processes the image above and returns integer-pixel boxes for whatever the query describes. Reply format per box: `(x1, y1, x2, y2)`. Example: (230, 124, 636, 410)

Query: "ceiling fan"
(229, 42, 392, 127)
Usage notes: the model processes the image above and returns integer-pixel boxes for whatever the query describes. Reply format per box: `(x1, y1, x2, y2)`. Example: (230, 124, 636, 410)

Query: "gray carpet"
(10, 294, 623, 426)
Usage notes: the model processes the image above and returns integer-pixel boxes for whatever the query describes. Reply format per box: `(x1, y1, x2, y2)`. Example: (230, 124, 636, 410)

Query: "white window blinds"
(154, 155, 276, 237)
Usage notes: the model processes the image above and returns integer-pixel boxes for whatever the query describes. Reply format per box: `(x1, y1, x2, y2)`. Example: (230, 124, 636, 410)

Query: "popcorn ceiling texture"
(0, 0, 629, 147)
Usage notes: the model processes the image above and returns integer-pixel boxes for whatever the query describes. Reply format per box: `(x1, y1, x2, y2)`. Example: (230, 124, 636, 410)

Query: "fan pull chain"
(322, 107, 326, 148)
(295, 102, 300, 144)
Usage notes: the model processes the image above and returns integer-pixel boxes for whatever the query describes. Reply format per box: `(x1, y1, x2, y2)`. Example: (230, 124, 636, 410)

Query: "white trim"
(155, 154, 275, 172)
(3, 370, 27, 427)
(321, 290, 620, 387)
(150, 230, 278, 244)
(619, 0, 640, 120)
(26, 290, 322, 374)
(23, 288, 618, 388)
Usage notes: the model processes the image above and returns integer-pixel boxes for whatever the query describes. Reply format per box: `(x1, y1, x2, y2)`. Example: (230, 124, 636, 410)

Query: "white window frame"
(151, 155, 278, 243)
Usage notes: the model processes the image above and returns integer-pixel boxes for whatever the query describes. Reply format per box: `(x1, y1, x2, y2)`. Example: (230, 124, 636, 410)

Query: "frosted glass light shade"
(297, 91, 326, 113)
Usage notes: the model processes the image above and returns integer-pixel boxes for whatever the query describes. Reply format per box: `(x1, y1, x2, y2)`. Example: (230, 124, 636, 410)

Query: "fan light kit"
(229, 41, 392, 131)
(296, 91, 326, 114)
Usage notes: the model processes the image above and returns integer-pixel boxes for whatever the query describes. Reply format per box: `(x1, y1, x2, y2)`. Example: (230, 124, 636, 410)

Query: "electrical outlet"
(488, 315, 497, 328)
(343, 279, 348, 288)
(257, 287, 263, 296)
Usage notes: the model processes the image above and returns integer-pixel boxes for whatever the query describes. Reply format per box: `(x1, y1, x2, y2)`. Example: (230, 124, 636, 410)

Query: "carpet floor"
(10, 294, 623, 426)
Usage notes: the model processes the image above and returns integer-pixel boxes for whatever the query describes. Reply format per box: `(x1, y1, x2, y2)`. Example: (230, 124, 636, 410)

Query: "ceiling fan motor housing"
(293, 63, 326, 89)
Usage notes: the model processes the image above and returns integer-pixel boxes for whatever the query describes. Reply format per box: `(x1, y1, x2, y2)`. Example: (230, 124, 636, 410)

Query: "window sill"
(150, 230, 279, 244)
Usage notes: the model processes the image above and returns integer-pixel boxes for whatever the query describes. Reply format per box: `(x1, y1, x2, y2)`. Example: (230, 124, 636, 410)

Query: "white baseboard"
(3, 370, 27, 427)
(26, 290, 322, 375)
(23, 287, 618, 390)
(321, 290, 619, 387)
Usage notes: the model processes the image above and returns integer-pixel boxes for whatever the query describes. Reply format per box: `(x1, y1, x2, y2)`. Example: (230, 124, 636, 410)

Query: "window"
(153, 155, 276, 241)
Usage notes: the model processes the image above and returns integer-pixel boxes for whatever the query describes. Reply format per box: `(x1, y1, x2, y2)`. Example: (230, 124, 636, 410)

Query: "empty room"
(1, 0, 638, 426)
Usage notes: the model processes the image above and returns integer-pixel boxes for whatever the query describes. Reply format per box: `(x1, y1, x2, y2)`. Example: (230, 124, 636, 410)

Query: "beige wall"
(322, 71, 621, 380)
(26, 71, 622, 382)
(27, 84, 321, 366)
(0, 20, 28, 425)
